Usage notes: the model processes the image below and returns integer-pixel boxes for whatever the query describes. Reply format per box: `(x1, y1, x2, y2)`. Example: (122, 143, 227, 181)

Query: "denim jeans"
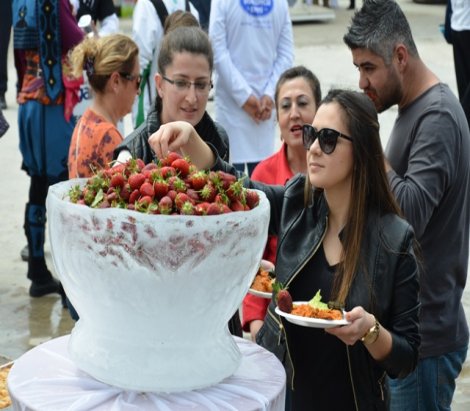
(388, 346, 468, 411)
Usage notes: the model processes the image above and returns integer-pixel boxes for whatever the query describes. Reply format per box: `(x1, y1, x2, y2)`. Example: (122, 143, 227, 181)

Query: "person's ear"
(109, 71, 120, 93)
(155, 73, 164, 98)
(395, 44, 408, 71)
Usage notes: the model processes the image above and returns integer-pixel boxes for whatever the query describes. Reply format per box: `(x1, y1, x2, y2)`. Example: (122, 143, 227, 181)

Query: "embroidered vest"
(13, 0, 63, 100)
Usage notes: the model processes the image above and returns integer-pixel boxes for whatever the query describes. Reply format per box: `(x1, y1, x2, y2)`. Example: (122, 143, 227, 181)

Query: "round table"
(7, 335, 286, 411)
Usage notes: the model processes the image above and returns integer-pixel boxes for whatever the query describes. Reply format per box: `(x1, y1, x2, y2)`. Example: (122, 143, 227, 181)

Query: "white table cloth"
(8, 335, 286, 411)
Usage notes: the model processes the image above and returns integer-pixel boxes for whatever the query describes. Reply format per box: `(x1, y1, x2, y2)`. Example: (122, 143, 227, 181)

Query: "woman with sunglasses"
(242, 66, 322, 342)
(114, 25, 229, 166)
(147, 89, 420, 410)
(68, 34, 140, 178)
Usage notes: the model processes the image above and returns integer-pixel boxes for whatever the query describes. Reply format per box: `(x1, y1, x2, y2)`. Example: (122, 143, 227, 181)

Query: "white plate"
(247, 288, 272, 299)
(275, 302, 350, 328)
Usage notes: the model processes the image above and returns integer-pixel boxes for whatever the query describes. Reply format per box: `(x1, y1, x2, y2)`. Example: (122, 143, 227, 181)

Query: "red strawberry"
(245, 190, 260, 209)
(160, 166, 176, 179)
(175, 192, 192, 210)
(139, 182, 155, 198)
(195, 202, 210, 215)
(168, 176, 187, 193)
(128, 173, 146, 191)
(171, 158, 191, 178)
(137, 195, 152, 208)
(180, 201, 195, 215)
(119, 184, 131, 201)
(230, 199, 245, 212)
(200, 183, 217, 203)
(188, 171, 207, 190)
(186, 188, 200, 202)
(207, 202, 222, 215)
(273, 282, 293, 313)
(110, 173, 125, 189)
(161, 151, 182, 167)
(167, 189, 177, 202)
(153, 179, 169, 199)
(142, 162, 158, 172)
(129, 189, 140, 204)
(218, 171, 237, 190)
(158, 196, 173, 214)
(226, 180, 245, 202)
(136, 159, 146, 171)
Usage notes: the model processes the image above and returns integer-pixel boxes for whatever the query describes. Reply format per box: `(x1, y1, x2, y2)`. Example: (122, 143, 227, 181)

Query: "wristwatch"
(361, 316, 380, 345)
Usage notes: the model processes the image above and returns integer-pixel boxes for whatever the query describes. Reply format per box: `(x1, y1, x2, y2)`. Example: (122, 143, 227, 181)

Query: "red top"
(68, 108, 123, 178)
(242, 143, 294, 331)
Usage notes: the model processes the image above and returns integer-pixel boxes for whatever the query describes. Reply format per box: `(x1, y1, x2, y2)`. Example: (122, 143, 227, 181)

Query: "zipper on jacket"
(267, 222, 327, 391)
(346, 345, 360, 411)
(378, 371, 386, 401)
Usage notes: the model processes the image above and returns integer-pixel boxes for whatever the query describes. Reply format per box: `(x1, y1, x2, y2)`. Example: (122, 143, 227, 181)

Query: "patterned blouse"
(68, 108, 123, 178)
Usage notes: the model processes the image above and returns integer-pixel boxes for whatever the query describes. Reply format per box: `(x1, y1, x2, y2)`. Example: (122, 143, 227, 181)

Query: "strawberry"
(200, 183, 217, 203)
(119, 184, 131, 201)
(245, 190, 260, 209)
(139, 182, 155, 198)
(142, 162, 158, 172)
(136, 159, 146, 171)
(186, 188, 200, 202)
(273, 282, 293, 313)
(168, 176, 187, 193)
(226, 180, 245, 202)
(180, 201, 195, 215)
(188, 171, 207, 190)
(195, 202, 210, 215)
(207, 202, 223, 215)
(160, 166, 176, 179)
(158, 196, 173, 214)
(175, 192, 192, 210)
(160, 151, 182, 167)
(129, 189, 140, 204)
(128, 173, 146, 191)
(230, 199, 245, 212)
(171, 158, 191, 178)
(110, 173, 125, 189)
(218, 171, 237, 190)
(153, 179, 169, 199)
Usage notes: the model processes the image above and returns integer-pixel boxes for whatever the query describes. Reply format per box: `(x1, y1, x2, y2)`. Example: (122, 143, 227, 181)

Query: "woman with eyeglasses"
(146, 89, 420, 411)
(114, 25, 229, 166)
(68, 34, 140, 178)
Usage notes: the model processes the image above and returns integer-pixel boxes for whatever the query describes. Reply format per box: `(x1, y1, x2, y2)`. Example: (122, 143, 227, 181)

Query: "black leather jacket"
(113, 107, 230, 164)
(214, 157, 420, 411)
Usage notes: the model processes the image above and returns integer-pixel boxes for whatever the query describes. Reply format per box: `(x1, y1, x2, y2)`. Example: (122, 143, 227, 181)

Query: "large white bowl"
(46, 179, 270, 392)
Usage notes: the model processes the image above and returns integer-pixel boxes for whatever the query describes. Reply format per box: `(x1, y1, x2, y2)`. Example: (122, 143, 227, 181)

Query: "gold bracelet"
(361, 316, 380, 345)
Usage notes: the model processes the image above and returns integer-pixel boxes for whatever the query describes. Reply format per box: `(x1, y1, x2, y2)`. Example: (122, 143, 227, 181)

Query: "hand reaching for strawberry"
(148, 121, 214, 171)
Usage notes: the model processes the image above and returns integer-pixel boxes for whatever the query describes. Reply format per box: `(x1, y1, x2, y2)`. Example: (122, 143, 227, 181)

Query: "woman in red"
(242, 66, 322, 340)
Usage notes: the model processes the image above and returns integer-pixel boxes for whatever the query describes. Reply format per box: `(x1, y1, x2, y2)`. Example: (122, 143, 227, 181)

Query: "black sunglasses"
(302, 124, 353, 154)
(119, 72, 142, 89)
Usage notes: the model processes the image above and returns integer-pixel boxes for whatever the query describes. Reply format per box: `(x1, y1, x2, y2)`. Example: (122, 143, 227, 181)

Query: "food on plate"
(250, 267, 275, 293)
(68, 153, 260, 215)
(0, 363, 12, 409)
(291, 304, 343, 321)
(277, 289, 343, 320)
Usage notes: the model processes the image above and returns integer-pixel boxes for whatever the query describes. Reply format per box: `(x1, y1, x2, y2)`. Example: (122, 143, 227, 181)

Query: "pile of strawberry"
(68, 153, 260, 215)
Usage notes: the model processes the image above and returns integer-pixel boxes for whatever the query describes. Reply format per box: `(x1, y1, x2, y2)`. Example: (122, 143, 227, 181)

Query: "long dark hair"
(310, 89, 402, 304)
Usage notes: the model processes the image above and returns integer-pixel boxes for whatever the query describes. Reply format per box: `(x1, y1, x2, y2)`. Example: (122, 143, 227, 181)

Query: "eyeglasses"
(119, 72, 142, 89)
(302, 124, 353, 154)
(162, 76, 213, 94)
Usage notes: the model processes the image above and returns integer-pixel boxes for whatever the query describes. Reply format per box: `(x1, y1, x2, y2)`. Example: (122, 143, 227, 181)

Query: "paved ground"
(0, 1, 469, 408)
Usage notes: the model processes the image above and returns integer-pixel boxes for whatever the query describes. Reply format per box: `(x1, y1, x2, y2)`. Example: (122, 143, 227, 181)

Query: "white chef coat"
(131, 0, 199, 128)
(209, 0, 294, 164)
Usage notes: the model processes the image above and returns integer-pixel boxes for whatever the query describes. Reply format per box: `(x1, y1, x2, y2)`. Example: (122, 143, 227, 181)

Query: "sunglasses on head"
(302, 124, 353, 154)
